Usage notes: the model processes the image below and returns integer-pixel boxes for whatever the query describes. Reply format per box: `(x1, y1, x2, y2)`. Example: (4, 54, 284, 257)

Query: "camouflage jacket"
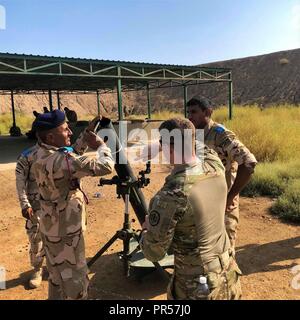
(15, 144, 40, 211)
(29, 137, 113, 237)
(141, 152, 230, 274)
(202, 119, 257, 188)
(15, 133, 89, 212)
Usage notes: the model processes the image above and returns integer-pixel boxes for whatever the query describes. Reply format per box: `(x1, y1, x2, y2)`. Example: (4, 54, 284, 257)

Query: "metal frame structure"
(0, 52, 233, 133)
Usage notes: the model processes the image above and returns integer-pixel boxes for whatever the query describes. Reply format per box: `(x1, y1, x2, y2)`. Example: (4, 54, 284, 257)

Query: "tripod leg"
(123, 238, 130, 277)
(122, 193, 131, 277)
(88, 232, 120, 268)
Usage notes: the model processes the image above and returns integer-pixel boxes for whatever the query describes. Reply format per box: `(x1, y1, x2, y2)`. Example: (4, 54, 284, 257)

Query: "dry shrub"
(279, 58, 290, 65)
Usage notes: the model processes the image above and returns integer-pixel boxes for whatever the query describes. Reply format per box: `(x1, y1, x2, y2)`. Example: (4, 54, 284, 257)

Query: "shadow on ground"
(87, 253, 169, 300)
(236, 236, 300, 275)
(5, 266, 48, 291)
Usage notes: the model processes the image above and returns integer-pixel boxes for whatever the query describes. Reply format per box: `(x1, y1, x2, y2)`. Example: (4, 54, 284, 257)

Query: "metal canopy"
(0, 52, 233, 134)
(0, 52, 232, 93)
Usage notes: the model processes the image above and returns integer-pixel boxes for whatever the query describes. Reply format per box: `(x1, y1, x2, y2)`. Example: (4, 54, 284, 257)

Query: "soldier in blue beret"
(28, 110, 114, 299)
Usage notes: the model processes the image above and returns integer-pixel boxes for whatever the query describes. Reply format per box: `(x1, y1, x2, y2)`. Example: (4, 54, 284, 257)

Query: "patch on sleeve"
(215, 125, 225, 134)
(149, 211, 160, 226)
(21, 146, 34, 158)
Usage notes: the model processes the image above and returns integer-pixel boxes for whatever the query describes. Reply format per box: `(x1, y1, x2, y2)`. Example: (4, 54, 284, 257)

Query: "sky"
(0, 0, 300, 65)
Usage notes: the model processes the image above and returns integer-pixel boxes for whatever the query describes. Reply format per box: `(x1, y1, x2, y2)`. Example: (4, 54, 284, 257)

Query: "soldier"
(187, 96, 257, 252)
(140, 118, 242, 300)
(16, 145, 45, 289)
(16, 116, 93, 289)
(30, 110, 114, 300)
(64, 107, 78, 125)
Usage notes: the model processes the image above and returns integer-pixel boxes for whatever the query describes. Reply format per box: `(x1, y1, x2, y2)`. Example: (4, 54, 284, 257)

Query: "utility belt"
(176, 250, 232, 276)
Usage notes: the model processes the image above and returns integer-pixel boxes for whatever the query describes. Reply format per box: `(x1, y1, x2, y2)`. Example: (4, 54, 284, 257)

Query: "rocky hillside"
(146, 48, 300, 108)
(0, 48, 300, 117)
(199, 48, 300, 106)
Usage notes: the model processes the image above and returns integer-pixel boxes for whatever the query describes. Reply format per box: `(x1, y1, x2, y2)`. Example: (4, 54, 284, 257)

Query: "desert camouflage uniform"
(30, 133, 113, 300)
(16, 144, 45, 270)
(202, 119, 257, 248)
(15, 134, 89, 273)
(141, 148, 242, 300)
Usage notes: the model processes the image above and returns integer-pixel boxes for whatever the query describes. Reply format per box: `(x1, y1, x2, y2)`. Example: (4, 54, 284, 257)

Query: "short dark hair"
(159, 118, 195, 134)
(187, 95, 212, 111)
(159, 118, 195, 149)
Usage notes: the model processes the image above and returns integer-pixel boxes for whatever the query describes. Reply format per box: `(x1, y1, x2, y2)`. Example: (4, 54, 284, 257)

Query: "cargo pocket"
(207, 272, 228, 300)
(225, 260, 243, 300)
(39, 200, 60, 237)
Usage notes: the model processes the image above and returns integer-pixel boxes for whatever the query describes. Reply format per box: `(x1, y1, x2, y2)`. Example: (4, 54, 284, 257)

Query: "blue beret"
(33, 110, 66, 131)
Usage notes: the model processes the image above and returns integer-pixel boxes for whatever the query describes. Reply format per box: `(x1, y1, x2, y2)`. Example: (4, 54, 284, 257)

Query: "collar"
(38, 141, 60, 152)
(204, 119, 215, 138)
(170, 158, 200, 176)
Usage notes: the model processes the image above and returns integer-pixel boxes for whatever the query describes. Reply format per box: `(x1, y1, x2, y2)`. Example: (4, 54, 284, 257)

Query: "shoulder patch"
(20, 146, 35, 158)
(58, 146, 74, 153)
(149, 211, 160, 226)
(214, 125, 225, 134)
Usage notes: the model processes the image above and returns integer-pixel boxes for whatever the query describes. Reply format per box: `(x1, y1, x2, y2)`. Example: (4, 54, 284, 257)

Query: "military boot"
(29, 267, 43, 289)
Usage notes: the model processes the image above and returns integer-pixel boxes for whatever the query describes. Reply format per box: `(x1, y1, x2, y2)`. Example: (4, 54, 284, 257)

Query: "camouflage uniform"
(30, 133, 113, 300)
(16, 144, 45, 271)
(141, 148, 242, 300)
(202, 119, 257, 248)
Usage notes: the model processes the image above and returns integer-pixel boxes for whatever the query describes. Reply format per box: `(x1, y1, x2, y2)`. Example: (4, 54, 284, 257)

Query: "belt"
(175, 250, 231, 276)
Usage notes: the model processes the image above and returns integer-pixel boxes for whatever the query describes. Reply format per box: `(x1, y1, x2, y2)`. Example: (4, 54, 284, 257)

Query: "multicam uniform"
(16, 144, 45, 271)
(141, 148, 242, 300)
(202, 119, 257, 248)
(30, 135, 113, 300)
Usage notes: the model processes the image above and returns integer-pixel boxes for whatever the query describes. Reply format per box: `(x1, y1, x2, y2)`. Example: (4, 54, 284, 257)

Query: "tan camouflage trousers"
(25, 216, 45, 269)
(225, 194, 239, 250)
(41, 232, 89, 300)
(167, 258, 242, 300)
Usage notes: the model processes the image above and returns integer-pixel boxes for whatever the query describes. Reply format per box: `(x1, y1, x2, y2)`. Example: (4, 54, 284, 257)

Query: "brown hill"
(1, 48, 300, 117)
(145, 48, 300, 108)
(199, 48, 300, 106)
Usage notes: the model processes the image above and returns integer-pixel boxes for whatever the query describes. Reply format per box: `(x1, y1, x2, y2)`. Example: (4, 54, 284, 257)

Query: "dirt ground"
(0, 163, 300, 300)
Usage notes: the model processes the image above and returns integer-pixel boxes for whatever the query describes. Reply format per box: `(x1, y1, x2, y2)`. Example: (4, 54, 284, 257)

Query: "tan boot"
(29, 268, 43, 289)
